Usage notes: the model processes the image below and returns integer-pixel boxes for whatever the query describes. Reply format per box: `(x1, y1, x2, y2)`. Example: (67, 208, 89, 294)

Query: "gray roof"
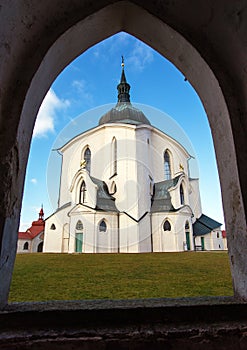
(91, 177, 119, 212)
(98, 102, 151, 126)
(193, 214, 222, 236)
(151, 176, 181, 213)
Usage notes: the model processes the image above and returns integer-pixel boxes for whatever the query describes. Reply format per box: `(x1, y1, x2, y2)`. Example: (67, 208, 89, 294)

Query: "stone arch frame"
(0, 1, 247, 307)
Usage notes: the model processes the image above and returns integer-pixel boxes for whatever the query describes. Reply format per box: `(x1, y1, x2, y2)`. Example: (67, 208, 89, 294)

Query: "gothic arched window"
(80, 181, 87, 204)
(112, 137, 117, 175)
(50, 223, 56, 230)
(84, 147, 91, 173)
(99, 220, 107, 232)
(163, 220, 171, 231)
(164, 150, 171, 180)
(76, 220, 83, 231)
(185, 221, 190, 230)
(23, 242, 29, 250)
(180, 184, 185, 205)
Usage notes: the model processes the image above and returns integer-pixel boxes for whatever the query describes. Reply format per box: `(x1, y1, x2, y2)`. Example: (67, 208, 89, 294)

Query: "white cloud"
(127, 41, 154, 71)
(33, 89, 70, 138)
(30, 178, 37, 185)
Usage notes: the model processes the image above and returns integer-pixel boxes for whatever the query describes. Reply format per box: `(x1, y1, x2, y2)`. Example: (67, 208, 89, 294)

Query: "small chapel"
(18, 207, 45, 253)
(44, 61, 223, 253)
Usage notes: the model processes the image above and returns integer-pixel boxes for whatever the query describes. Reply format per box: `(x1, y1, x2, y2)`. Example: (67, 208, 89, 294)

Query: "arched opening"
(163, 220, 171, 232)
(111, 137, 117, 176)
(1, 1, 247, 307)
(99, 220, 107, 233)
(164, 150, 171, 180)
(75, 220, 84, 253)
(50, 224, 56, 230)
(83, 147, 91, 173)
(185, 221, 191, 251)
(79, 181, 87, 204)
(76, 220, 83, 231)
(37, 242, 43, 253)
(23, 242, 29, 251)
(180, 184, 185, 205)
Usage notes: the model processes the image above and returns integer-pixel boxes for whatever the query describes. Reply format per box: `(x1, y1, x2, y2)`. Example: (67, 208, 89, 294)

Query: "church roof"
(193, 214, 222, 236)
(91, 177, 119, 212)
(151, 176, 181, 213)
(98, 57, 151, 126)
(18, 207, 45, 240)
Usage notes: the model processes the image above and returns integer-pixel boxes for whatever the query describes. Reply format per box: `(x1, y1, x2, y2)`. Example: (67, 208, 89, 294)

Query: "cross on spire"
(117, 56, 130, 103)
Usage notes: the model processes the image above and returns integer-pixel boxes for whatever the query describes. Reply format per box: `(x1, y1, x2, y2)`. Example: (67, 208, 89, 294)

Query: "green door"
(201, 237, 205, 251)
(76, 233, 83, 252)
(186, 232, 191, 251)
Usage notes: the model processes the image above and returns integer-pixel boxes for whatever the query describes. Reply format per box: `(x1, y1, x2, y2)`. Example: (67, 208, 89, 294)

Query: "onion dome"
(99, 57, 150, 126)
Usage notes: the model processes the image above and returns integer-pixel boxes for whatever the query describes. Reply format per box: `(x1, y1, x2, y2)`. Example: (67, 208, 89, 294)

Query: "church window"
(76, 220, 83, 231)
(180, 184, 185, 205)
(50, 223, 56, 230)
(99, 220, 107, 232)
(163, 220, 171, 231)
(185, 221, 190, 230)
(112, 137, 117, 175)
(84, 147, 91, 173)
(164, 150, 171, 180)
(80, 181, 87, 203)
(23, 241, 29, 250)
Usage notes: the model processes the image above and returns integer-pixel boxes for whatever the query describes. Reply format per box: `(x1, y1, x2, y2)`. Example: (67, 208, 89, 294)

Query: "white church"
(44, 61, 224, 253)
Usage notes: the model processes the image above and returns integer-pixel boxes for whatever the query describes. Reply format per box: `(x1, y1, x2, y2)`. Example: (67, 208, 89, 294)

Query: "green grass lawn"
(9, 252, 233, 302)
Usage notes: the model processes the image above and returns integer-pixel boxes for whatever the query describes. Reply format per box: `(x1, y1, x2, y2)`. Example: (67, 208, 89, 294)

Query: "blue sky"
(20, 32, 224, 231)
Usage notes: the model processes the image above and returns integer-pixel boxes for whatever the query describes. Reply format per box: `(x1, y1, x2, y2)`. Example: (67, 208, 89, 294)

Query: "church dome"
(98, 58, 150, 126)
(99, 102, 151, 126)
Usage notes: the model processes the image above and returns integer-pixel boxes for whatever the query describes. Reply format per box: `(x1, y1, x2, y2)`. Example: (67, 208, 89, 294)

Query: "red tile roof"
(18, 209, 45, 240)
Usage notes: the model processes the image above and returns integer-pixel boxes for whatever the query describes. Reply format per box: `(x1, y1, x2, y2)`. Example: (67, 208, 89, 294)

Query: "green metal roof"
(151, 176, 181, 213)
(91, 176, 119, 212)
(98, 102, 151, 126)
(193, 214, 222, 236)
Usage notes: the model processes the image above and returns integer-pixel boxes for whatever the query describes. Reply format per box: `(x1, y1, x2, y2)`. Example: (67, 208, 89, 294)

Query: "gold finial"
(121, 55, 124, 68)
(80, 159, 86, 168)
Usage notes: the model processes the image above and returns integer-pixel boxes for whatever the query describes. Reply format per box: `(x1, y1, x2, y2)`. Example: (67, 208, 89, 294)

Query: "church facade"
(44, 64, 222, 253)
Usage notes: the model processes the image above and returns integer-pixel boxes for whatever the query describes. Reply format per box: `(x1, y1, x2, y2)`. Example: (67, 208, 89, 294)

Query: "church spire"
(117, 56, 130, 103)
(39, 205, 44, 221)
